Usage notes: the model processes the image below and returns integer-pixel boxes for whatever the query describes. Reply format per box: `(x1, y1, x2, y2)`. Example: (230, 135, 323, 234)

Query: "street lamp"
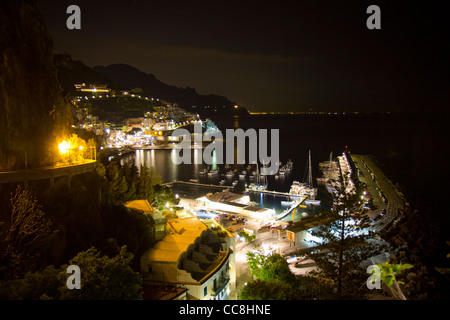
(58, 140, 71, 154)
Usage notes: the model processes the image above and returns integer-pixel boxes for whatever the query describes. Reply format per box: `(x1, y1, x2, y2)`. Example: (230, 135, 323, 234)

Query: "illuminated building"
(74, 83, 111, 93)
(125, 200, 166, 240)
(196, 190, 274, 222)
(140, 216, 232, 300)
(285, 215, 336, 247)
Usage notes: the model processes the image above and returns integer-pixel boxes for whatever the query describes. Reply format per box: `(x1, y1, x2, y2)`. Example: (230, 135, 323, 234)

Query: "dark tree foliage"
(0, 246, 142, 300)
(306, 180, 384, 300)
(99, 204, 155, 270)
(0, 186, 57, 279)
(239, 279, 294, 300)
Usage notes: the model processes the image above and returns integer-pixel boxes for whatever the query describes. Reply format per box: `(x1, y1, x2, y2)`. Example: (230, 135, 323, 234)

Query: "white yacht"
(289, 150, 319, 204)
(208, 168, 218, 175)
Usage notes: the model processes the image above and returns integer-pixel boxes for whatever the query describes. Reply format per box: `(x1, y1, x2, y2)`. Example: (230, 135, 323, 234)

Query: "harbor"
(158, 147, 407, 237)
(161, 149, 333, 227)
(120, 143, 411, 300)
(2, 0, 445, 301)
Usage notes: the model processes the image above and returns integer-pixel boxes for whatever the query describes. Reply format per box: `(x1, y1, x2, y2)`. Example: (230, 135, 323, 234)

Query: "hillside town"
(70, 83, 202, 149)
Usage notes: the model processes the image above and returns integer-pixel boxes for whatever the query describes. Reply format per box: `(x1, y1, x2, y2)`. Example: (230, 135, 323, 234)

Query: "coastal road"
(351, 154, 386, 221)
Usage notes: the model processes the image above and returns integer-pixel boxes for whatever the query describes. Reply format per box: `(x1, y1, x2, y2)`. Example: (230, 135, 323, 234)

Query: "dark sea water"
(215, 113, 446, 198)
(122, 113, 447, 220)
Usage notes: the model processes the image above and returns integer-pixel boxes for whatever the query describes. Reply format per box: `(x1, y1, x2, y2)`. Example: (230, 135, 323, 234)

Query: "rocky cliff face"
(0, 0, 66, 171)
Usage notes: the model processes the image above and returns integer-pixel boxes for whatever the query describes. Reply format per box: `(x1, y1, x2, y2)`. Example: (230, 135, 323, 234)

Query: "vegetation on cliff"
(0, 1, 71, 171)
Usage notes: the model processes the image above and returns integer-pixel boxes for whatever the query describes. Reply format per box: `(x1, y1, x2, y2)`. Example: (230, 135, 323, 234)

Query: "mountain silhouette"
(54, 53, 247, 116)
(93, 63, 247, 115)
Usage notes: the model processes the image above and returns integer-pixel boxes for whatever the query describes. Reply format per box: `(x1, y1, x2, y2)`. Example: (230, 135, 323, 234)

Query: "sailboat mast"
(256, 161, 260, 184)
(308, 150, 312, 186)
(328, 151, 333, 179)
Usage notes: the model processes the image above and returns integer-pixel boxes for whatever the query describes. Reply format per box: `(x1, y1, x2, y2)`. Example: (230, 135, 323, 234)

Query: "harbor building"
(125, 200, 167, 240)
(196, 190, 275, 222)
(285, 214, 337, 247)
(74, 83, 111, 93)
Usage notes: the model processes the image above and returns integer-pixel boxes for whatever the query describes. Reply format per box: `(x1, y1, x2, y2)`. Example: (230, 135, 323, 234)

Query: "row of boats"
(288, 150, 321, 206)
(198, 150, 347, 210)
(199, 160, 293, 178)
(199, 160, 294, 190)
(315, 151, 353, 208)
(199, 163, 266, 189)
(277, 150, 346, 219)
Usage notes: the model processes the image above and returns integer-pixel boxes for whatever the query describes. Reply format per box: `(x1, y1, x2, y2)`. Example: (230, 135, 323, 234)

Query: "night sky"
(37, 0, 449, 113)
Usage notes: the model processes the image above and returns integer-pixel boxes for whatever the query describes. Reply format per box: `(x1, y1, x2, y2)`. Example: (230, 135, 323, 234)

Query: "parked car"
(372, 215, 382, 223)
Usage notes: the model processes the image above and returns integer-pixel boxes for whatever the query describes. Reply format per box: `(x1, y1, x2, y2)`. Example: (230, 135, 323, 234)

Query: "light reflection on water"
(120, 112, 446, 222)
(120, 148, 329, 221)
(121, 149, 205, 183)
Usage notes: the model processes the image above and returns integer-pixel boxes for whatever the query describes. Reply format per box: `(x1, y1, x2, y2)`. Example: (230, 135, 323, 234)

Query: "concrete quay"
(350, 154, 407, 232)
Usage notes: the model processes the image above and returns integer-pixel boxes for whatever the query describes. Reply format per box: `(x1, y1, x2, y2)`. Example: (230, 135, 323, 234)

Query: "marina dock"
(163, 180, 230, 190)
(275, 196, 308, 220)
(245, 188, 292, 197)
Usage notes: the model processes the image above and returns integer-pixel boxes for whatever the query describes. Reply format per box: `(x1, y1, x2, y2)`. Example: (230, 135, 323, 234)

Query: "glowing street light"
(58, 141, 71, 154)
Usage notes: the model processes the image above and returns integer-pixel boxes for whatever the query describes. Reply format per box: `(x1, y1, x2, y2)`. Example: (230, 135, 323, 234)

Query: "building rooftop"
(286, 215, 337, 233)
(244, 205, 268, 212)
(142, 216, 209, 263)
(125, 199, 168, 223)
(143, 284, 188, 300)
(125, 199, 154, 213)
(206, 190, 246, 203)
(199, 190, 274, 221)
